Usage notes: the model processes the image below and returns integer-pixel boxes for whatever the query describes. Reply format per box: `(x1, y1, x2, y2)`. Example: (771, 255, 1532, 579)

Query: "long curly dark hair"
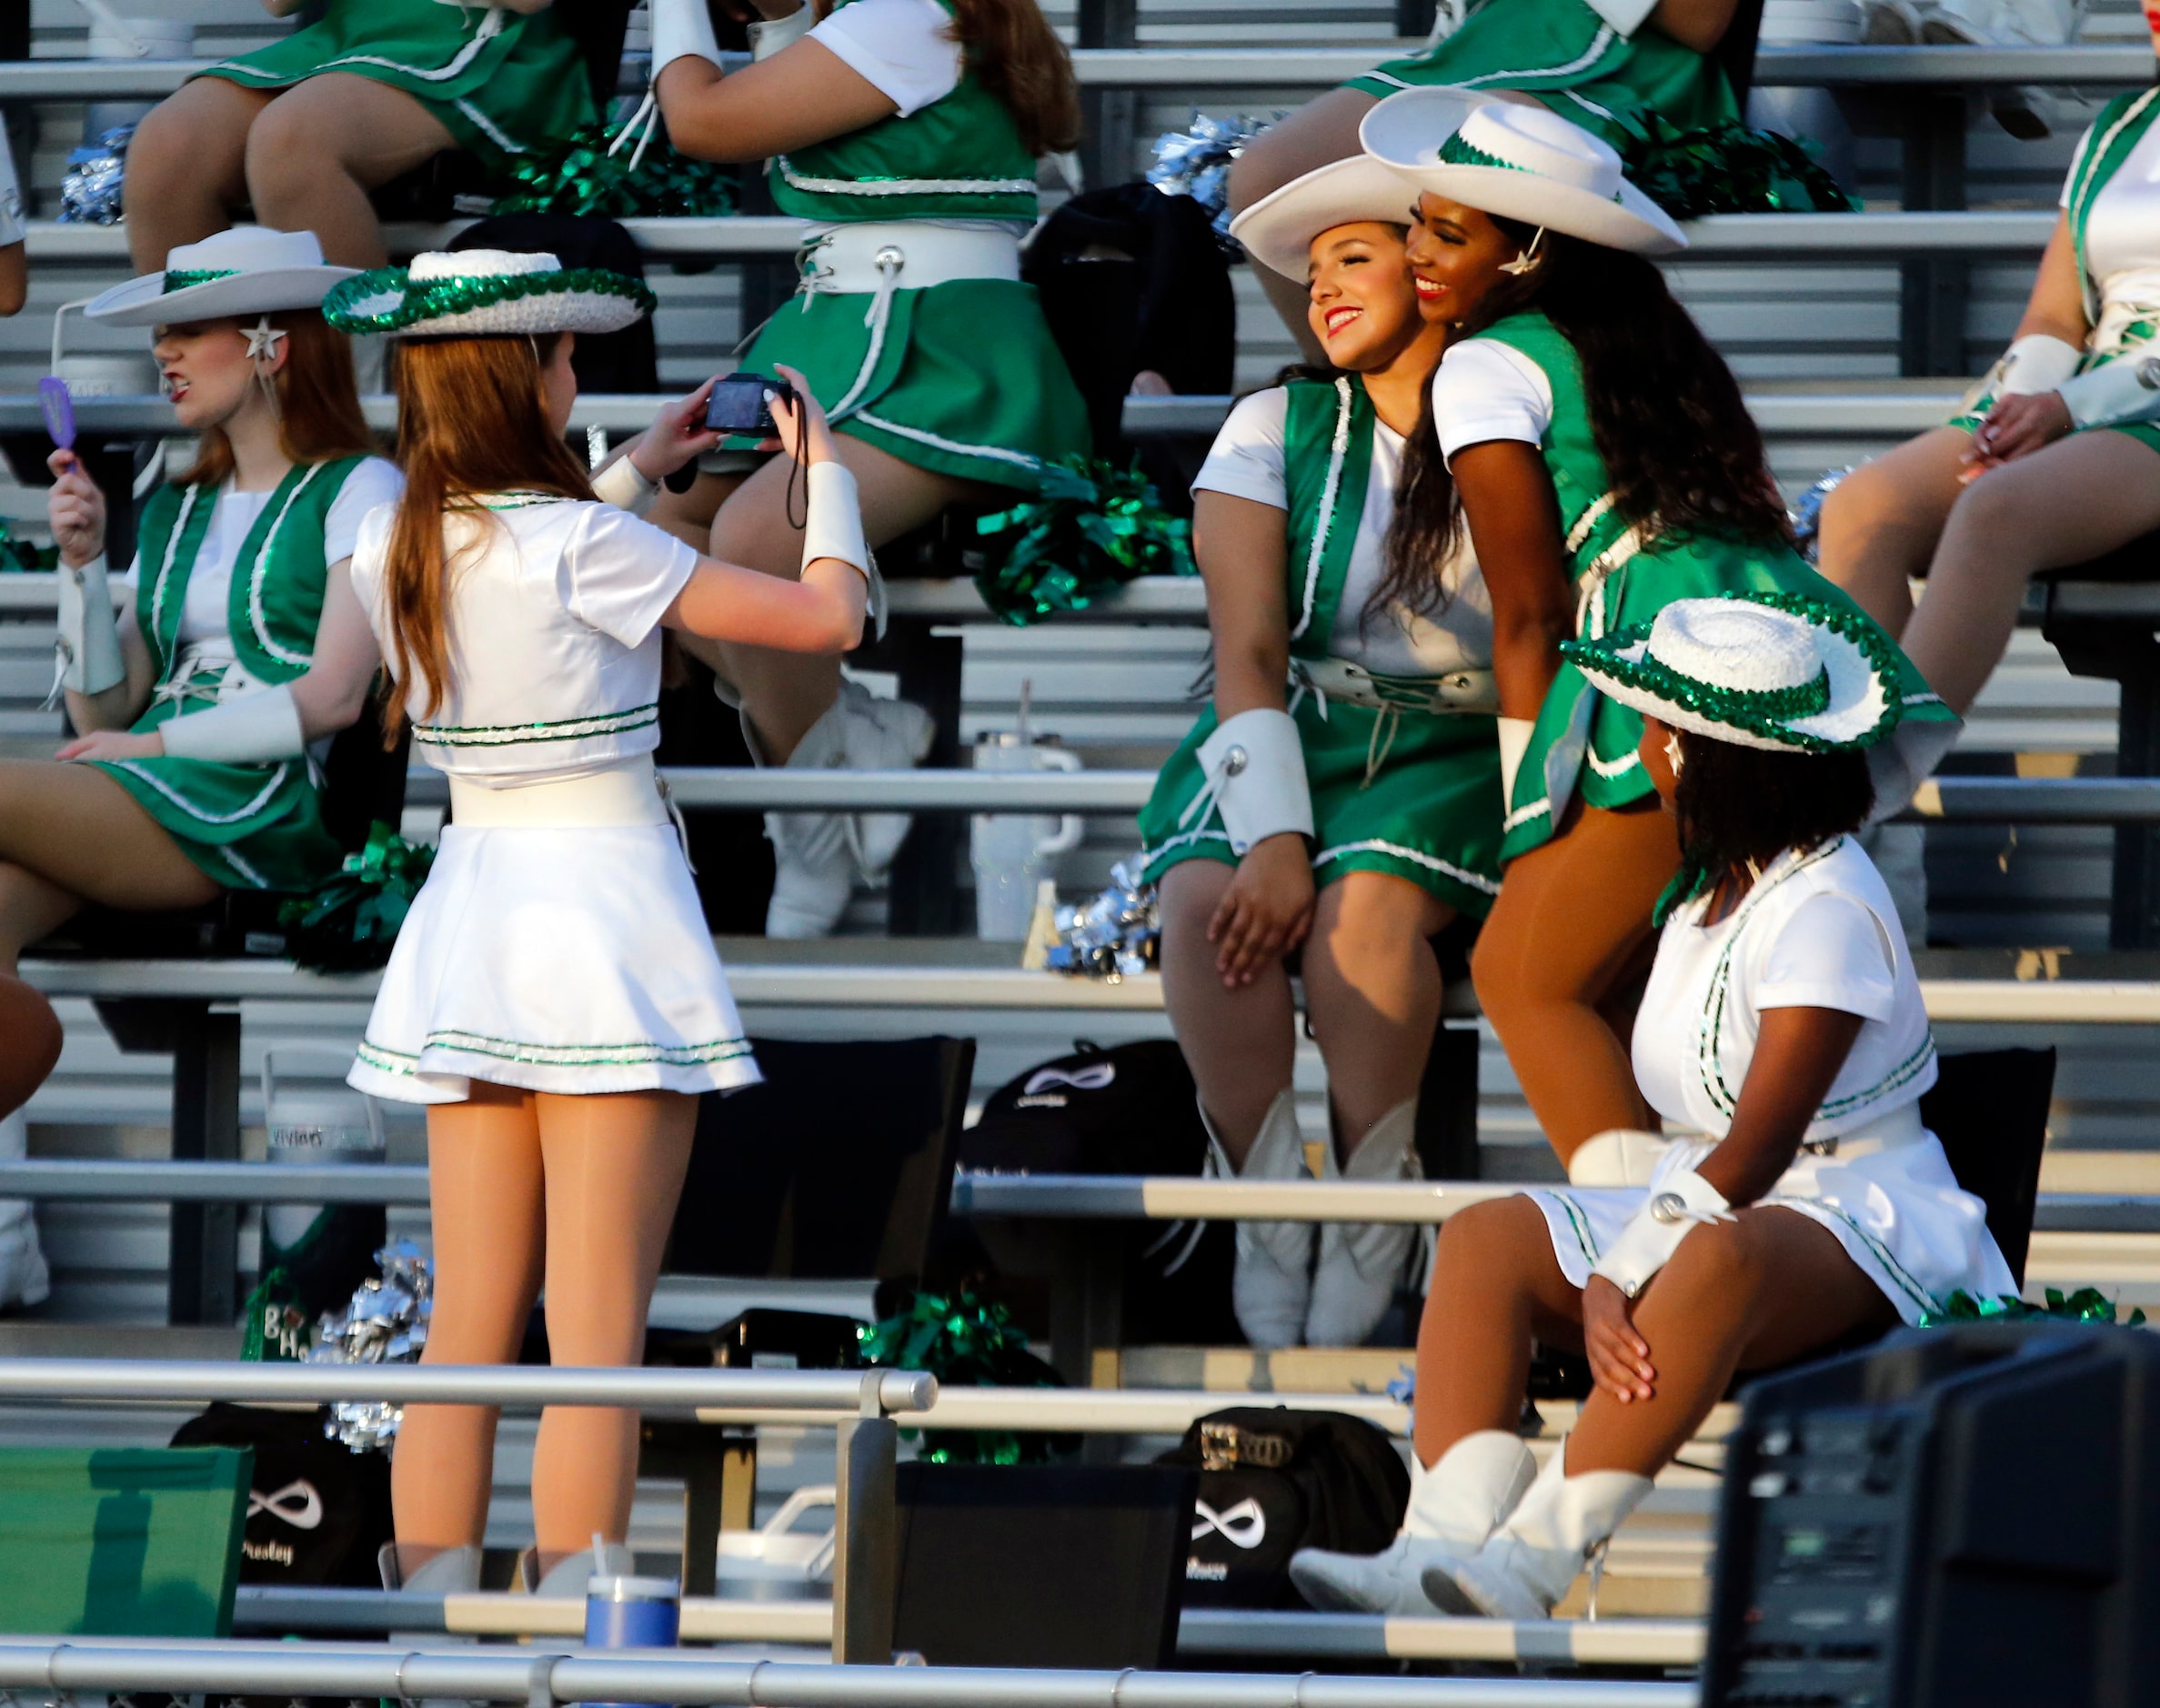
(1375, 218, 1791, 625)
(1671, 729, 1874, 905)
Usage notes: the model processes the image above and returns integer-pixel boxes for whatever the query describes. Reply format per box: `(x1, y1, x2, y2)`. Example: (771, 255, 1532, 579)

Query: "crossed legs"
(392, 1082, 696, 1568)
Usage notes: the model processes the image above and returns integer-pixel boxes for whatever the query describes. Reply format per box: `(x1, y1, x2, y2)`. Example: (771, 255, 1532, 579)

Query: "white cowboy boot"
(1566, 1129, 1674, 1188)
(1305, 1100, 1420, 1347)
(1425, 1442, 1652, 1620)
(1290, 1431, 1536, 1614)
(0, 1110, 48, 1311)
(835, 678, 935, 888)
(523, 1538, 636, 1595)
(382, 1542, 485, 1663)
(1203, 1090, 1313, 1350)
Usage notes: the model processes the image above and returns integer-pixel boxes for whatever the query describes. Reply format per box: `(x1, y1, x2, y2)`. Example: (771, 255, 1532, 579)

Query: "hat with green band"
(84, 226, 358, 328)
(323, 249, 657, 339)
(1360, 92, 1684, 256)
(1562, 593, 1917, 754)
(1230, 156, 1431, 280)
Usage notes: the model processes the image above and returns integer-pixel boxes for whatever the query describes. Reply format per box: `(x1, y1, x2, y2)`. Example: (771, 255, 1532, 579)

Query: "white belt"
(1798, 1101, 1926, 1160)
(447, 756, 670, 829)
(1293, 657, 1499, 717)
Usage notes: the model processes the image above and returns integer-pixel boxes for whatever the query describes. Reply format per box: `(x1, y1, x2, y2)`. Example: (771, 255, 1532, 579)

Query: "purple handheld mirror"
(39, 377, 75, 454)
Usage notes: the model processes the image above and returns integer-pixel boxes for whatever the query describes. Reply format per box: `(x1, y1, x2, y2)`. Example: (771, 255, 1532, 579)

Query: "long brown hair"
(177, 310, 374, 488)
(378, 333, 591, 738)
(1379, 222, 1792, 621)
(811, 0, 1079, 156)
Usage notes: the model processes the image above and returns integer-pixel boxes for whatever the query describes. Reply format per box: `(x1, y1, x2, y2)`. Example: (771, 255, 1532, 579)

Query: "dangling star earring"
(1664, 731, 1685, 777)
(1500, 226, 1548, 276)
(243, 316, 286, 363)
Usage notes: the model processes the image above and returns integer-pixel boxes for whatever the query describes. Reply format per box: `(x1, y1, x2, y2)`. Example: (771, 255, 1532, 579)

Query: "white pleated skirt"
(348, 822, 761, 1104)
(1528, 1129, 2020, 1325)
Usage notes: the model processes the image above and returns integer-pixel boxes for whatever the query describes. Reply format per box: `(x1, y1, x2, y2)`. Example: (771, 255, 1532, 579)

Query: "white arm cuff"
(1497, 717, 1533, 807)
(2059, 349, 2160, 430)
(1590, 1168, 1733, 1300)
(804, 459, 884, 638)
(1994, 333, 2083, 397)
(592, 453, 659, 517)
(1583, 0, 1661, 36)
(651, 0, 725, 80)
(1197, 708, 1313, 856)
(157, 685, 306, 764)
(748, 4, 817, 59)
(55, 554, 126, 697)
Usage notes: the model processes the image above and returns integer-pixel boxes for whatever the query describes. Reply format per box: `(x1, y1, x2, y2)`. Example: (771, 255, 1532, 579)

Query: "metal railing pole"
(832, 1372, 901, 1665)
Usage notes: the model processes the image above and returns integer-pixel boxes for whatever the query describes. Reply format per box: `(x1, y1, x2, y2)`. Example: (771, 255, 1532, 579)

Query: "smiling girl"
(1136, 160, 1503, 1351)
(1361, 95, 1954, 1188)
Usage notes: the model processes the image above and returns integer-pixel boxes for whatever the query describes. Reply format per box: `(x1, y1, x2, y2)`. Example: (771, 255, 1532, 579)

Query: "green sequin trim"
(163, 267, 240, 294)
(1437, 134, 1624, 204)
(360, 1032, 753, 1072)
(414, 703, 658, 748)
(322, 266, 657, 334)
(1562, 588, 1909, 754)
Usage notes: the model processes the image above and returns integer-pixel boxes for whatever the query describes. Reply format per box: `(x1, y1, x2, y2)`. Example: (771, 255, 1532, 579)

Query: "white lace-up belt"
(447, 756, 671, 829)
(1796, 1101, 1926, 1160)
(1293, 657, 1499, 717)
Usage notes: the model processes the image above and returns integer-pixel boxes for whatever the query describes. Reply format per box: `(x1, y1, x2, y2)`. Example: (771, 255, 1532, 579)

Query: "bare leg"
(1813, 427, 1972, 637)
(648, 469, 748, 559)
(1902, 429, 2160, 713)
(393, 1082, 548, 1551)
(122, 78, 270, 272)
(1157, 859, 1297, 1164)
(1470, 802, 1678, 1166)
(1301, 870, 1452, 1148)
(1567, 1208, 1896, 1476)
(1224, 87, 1377, 359)
(697, 435, 998, 761)
(242, 75, 457, 269)
(0, 762, 222, 923)
(528, 1088, 697, 1562)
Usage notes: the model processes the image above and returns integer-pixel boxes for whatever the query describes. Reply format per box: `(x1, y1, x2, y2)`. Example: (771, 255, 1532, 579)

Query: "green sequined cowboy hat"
(84, 227, 359, 328)
(1562, 593, 1924, 755)
(1360, 92, 1685, 256)
(1230, 156, 1433, 280)
(322, 249, 657, 339)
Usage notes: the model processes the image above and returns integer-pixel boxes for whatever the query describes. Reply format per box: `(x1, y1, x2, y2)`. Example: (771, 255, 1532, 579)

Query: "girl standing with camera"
(324, 249, 872, 1595)
(640, 0, 1091, 937)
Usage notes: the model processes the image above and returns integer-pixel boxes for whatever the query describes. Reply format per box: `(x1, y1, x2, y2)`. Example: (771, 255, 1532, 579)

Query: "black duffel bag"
(1155, 1407, 1409, 1608)
(171, 1403, 391, 1586)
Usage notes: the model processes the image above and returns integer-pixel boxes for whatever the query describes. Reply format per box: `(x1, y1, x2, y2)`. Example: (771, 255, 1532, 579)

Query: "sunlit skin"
(1403, 194, 1522, 329)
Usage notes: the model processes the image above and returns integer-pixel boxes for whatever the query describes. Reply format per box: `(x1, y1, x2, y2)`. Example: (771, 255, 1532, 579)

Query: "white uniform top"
(2070, 118, 2160, 319)
(0, 131, 25, 247)
(1632, 836, 1934, 1145)
(348, 494, 698, 781)
(811, 0, 962, 116)
(1429, 341, 1554, 465)
(1192, 386, 1493, 678)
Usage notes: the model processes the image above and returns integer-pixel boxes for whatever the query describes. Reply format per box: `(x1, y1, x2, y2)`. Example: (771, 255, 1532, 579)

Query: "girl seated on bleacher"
(1818, 81, 2160, 718)
(322, 248, 871, 1598)
(1291, 595, 2016, 1619)
(1360, 95, 1955, 1191)
(637, 0, 1092, 939)
(1137, 160, 1503, 1351)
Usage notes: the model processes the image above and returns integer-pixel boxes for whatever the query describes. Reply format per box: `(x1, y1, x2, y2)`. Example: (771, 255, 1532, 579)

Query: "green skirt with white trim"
(195, 0, 594, 171)
(731, 279, 1091, 492)
(1139, 694, 1504, 919)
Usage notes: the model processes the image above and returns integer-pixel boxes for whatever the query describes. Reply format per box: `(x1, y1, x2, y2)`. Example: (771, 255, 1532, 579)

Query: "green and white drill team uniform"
(1140, 374, 1506, 917)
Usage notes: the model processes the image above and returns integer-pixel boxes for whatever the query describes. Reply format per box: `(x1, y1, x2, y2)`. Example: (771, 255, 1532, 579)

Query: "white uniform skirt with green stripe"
(348, 815, 759, 1106)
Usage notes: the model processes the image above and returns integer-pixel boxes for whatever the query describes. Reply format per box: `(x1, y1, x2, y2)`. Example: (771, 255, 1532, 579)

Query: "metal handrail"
(0, 1641, 1698, 1707)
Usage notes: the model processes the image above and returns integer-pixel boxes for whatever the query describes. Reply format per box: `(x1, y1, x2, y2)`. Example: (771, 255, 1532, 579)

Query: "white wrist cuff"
(2059, 349, 2160, 430)
(804, 459, 884, 637)
(55, 553, 126, 698)
(1194, 708, 1313, 856)
(592, 454, 659, 517)
(651, 0, 724, 80)
(1994, 333, 2083, 397)
(1590, 1169, 1733, 1300)
(1583, 0, 1660, 35)
(748, 5, 816, 58)
(158, 684, 306, 764)
(1497, 717, 1533, 807)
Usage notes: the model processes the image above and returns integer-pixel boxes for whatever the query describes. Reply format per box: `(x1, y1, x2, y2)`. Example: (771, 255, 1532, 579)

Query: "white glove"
(804, 459, 885, 638)
(748, 3, 816, 58)
(1193, 708, 1313, 856)
(651, 0, 724, 80)
(158, 685, 306, 764)
(2059, 349, 2160, 431)
(55, 554, 126, 698)
(1992, 332, 2081, 397)
(1590, 1168, 1734, 1300)
(1497, 716, 1533, 807)
(591, 453, 659, 517)
(1582, 0, 1659, 35)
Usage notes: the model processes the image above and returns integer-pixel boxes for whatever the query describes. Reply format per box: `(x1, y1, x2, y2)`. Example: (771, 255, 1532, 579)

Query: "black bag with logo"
(1154, 1407, 1410, 1608)
(170, 1403, 392, 1586)
(957, 1040, 1238, 1344)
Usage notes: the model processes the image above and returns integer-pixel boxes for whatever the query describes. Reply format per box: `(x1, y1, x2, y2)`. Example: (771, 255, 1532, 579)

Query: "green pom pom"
(276, 822, 435, 975)
(859, 1287, 1075, 1465)
(1614, 115, 1857, 219)
(489, 120, 741, 221)
(973, 457, 1196, 626)
(1920, 1287, 2146, 1329)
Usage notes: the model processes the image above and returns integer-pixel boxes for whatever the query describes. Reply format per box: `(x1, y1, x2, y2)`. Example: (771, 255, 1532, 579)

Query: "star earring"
(243, 316, 286, 363)
(1664, 731, 1686, 777)
(1500, 227, 1548, 276)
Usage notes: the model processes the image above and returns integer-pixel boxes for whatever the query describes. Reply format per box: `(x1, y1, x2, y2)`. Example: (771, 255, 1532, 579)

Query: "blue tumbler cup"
(585, 1572, 681, 1708)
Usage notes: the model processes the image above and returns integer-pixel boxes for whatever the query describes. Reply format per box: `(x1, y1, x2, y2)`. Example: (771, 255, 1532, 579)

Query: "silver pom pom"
(1148, 114, 1278, 251)
(1790, 466, 1854, 564)
(307, 1240, 433, 1453)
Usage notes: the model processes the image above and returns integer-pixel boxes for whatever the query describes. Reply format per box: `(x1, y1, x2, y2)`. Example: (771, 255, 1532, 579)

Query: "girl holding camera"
(322, 249, 872, 1596)
(641, 0, 1091, 937)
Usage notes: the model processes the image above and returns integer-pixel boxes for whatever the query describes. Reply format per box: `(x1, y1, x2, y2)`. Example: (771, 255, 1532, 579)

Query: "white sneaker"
(1290, 1431, 1535, 1614)
(1202, 1090, 1312, 1350)
(0, 1111, 48, 1311)
(1425, 1440, 1652, 1620)
(1566, 1129, 1674, 1188)
(836, 679, 935, 884)
(1305, 1100, 1420, 1348)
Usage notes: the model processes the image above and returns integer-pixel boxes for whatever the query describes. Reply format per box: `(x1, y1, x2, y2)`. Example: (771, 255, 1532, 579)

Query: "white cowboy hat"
(1360, 90, 1686, 256)
(1228, 156, 1425, 280)
(322, 249, 656, 339)
(84, 227, 358, 327)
